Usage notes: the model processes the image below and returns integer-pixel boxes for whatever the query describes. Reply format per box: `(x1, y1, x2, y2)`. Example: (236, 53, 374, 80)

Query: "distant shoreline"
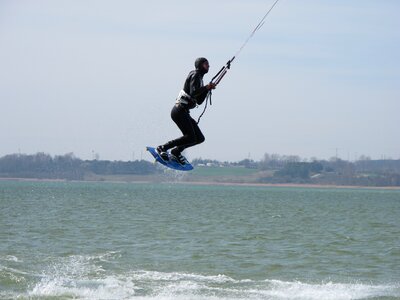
(1, 177, 400, 190)
(179, 181, 400, 190)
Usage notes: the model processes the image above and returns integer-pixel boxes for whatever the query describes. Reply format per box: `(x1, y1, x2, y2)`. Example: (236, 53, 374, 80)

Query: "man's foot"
(156, 146, 169, 161)
(171, 148, 189, 165)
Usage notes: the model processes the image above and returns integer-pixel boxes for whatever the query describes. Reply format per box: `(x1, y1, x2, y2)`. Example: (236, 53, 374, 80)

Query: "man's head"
(195, 57, 209, 74)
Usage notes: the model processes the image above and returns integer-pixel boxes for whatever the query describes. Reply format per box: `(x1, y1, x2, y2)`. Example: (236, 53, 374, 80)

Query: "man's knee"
(184, 134, 197, 145)
(197, 135, 205, 144)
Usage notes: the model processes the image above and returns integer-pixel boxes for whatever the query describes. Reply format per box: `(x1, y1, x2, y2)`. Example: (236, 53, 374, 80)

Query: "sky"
(1, 0, 399, 162)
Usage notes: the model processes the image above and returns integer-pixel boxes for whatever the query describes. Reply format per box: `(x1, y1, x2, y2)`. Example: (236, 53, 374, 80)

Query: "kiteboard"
(146, 146, 193, 171)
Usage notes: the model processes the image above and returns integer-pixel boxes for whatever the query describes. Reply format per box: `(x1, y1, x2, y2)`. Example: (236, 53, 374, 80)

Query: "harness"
(175, 89, 196, 106)
(175, 88, 212, 124)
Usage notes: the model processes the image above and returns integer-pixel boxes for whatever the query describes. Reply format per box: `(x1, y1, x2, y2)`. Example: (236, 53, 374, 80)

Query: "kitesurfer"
(157, 57, 216, 165)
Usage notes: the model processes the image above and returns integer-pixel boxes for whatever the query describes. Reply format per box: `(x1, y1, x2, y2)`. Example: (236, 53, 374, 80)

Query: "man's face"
(202, 61, 210, 73)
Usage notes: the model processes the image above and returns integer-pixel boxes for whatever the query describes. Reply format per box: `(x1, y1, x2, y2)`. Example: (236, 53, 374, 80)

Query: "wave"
(27, 274, 400, 300)
(2, 253, 399, 299)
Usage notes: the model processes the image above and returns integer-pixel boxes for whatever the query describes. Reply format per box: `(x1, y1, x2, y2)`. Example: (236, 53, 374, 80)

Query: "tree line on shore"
(194, 154, 400, 186)
(0, 152, 399, 186)
(0, 152, 156, 180)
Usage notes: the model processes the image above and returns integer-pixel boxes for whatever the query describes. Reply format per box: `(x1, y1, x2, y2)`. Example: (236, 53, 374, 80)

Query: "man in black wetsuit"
(157, 57, 216, 165)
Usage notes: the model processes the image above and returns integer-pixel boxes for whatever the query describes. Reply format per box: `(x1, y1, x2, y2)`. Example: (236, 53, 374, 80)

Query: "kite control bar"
(210, 56, 235, 86)
(202, 56, 234, 110)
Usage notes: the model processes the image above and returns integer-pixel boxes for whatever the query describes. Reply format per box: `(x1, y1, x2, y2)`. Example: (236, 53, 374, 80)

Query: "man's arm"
(190, 74, 216, 105)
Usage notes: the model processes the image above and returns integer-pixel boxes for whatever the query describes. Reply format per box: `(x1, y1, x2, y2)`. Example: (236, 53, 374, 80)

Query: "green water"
(0, 180, 399, 299)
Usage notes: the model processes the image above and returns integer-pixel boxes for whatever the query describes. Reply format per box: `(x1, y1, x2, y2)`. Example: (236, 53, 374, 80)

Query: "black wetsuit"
(163, 69, 209, 154)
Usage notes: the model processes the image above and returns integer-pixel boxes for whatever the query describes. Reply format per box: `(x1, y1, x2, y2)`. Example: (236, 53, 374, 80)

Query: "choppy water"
(0, 180, 399, 299)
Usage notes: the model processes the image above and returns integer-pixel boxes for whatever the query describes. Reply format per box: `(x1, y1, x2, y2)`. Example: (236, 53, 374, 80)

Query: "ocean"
(0, 180, 399, 299)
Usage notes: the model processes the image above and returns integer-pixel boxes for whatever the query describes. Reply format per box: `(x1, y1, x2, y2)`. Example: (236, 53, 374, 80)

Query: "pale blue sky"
(1, 0, 399, 161)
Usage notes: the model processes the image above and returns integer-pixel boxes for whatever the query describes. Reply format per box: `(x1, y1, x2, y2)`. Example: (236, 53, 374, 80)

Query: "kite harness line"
(197, 0, 281, 124)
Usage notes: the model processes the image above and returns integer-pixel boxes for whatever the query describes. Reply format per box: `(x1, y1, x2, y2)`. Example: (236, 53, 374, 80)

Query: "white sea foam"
(0, 254, 22, 263)
(25, 254, 400, 300)
(27, 276, 400, 300)
(130, 270, 236, 283)
(28, 253, 135, 299)
(260, 280, 399, 300)
(5, 255, 22, 262)
(30, 275, 136, 299)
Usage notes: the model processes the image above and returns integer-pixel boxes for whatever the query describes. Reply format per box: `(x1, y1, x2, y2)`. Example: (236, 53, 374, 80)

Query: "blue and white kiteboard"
(146, 146, 194, 171)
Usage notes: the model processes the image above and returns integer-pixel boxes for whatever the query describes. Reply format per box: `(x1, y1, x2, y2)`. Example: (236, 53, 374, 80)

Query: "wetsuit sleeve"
(190, 73, 209, 105)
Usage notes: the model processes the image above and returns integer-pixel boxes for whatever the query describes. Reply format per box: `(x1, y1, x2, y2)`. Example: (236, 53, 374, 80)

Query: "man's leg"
(175, 117, 205, 153)
(158, 105, 196, 154)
